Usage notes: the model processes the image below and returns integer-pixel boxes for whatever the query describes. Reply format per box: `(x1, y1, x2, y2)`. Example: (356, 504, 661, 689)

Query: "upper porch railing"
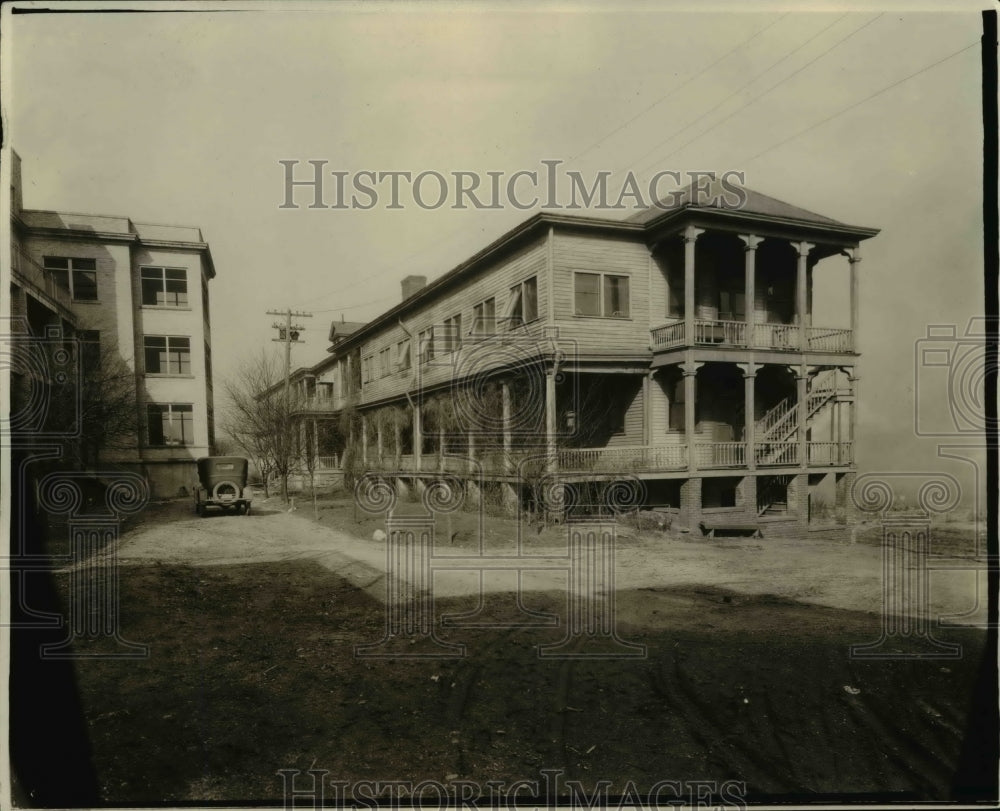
(651, 319, 853, 353)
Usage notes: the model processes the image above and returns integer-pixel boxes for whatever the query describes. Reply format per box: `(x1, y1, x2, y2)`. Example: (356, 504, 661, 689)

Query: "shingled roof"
(625, 180, 845, 228)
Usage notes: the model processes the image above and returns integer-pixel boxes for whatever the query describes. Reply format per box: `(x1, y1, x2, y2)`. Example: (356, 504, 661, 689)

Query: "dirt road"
(114, 497, 987, 626)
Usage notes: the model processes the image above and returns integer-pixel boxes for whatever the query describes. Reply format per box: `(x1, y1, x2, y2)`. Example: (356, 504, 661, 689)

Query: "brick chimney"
(401, 274, 427, 301)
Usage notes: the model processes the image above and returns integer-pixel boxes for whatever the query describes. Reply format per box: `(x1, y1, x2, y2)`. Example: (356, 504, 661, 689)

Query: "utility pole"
(267, 308, 313, 407)
(267, 309, 312, 504)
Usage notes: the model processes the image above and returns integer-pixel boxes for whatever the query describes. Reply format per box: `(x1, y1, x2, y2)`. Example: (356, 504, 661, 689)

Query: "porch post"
(793, 241, 814, 351)
(796, 367, 808, 468)
(684, 361, 701, 474)
(846, 247, 861, 353)
(545, 370, 557, 474)
(848, 374, 859, 463)
(739, 362, 757, 471)
(360, 413, 368, 464)
(413, 403, 422, 472)
(739, 234, 761, 347)
(643, 372, 651, 446)
(501, 379, 512, 473)
(683, 226, 704, 343)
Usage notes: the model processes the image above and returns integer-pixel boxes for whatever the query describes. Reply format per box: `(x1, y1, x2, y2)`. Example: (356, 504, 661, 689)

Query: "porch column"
(793, 241, 814, 351)
(545, 370, 557, 473)
(683, 226, 704, 343)
(795, 368, 808, 468)
(501, 380, 512, 473)
(684, 361, 702, 474)
(739, 234, 761, 347)
(413, 403, 422, 472)
(643, 372, 652, 446)
(846, 246, 861, 352)
(360, 413, 368, 464)
(739, 362, 757, 471)
(848, 374, 859, 463)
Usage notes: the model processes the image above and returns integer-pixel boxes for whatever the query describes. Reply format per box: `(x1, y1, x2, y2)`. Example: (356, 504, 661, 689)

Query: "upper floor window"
(147, 402, 193, 446)
(45, 257, 98, 301)
(574, 272, 630, 318)
(144, 336, 191, 375)
(507, 277, 539, 328)
(418, 328, 435, 364)
(141, 267, 188, 307)
(472, 297, 496, 336)
(379, 347, 392, 378)
(442, 314, 463, 352)
(397, 338, 411, 371)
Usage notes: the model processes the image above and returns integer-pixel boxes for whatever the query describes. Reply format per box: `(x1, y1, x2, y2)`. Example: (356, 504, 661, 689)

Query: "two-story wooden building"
(284, 184, 877, 535)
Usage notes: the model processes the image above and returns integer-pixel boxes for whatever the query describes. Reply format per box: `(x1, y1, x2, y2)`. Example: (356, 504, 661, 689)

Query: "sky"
(4, 1, 991, 506)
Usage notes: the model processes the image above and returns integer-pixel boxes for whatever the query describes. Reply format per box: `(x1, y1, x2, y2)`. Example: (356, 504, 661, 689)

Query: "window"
(44, 257, 98, 301)
(507, 277, 539, 328)
(147, 403, 194, 446)
(144, 336, 191, 375)
(442, 314, 462, 352)
(77, 330, 100, 371)
(379, 347, 392, 378)
(141, 267, 188, 307)
(418, 328, 435, 364)
(719, 291, 745, 321)
(362, 355, 373, 383)
(574, 272, 630, 318)
(397, 338, 411, 371)
(472, 297, 496, 336)
(669, 378, 685, 432)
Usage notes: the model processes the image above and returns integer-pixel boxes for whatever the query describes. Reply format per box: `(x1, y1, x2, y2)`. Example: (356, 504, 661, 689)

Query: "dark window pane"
(73, 270, 98, 301)
(523, 277, 538, 322)
(147, 404, 165, 445)
(604, 275, 629, 317)
(44, 257, 69, 270)
(165, 269, 187, 281)
(73, 258, 97, 271)
(50, 268, 70, 291)
(575, 273, 600, 316)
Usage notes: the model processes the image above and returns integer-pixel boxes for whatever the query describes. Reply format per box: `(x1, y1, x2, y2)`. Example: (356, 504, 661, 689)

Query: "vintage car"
(194, 456, 253, 516)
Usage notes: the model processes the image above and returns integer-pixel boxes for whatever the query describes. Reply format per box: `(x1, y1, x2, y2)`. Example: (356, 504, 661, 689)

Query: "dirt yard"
(12, 491, 995, 805)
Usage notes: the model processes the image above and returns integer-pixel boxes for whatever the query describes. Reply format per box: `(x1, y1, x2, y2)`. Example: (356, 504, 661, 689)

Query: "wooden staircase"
(754, 370, 843, 465)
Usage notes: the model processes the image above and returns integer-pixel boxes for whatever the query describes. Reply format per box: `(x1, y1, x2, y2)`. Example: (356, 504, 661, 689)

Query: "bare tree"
(221, 350, 296, 502)
(49, 339, 138, 470)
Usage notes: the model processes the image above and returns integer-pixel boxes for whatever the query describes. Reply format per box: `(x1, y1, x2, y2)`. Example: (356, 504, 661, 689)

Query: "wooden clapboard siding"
(357, 235, 548, 405)
(550, 230, 653, 352)
(605, 378, 645, 447)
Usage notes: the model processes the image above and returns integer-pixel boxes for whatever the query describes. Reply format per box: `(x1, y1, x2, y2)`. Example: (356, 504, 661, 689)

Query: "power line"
(565, 12, 790, 165)
(740, 39, 979, 167)
(626, 13, 850, 174)
(296, 16, 795, 308)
